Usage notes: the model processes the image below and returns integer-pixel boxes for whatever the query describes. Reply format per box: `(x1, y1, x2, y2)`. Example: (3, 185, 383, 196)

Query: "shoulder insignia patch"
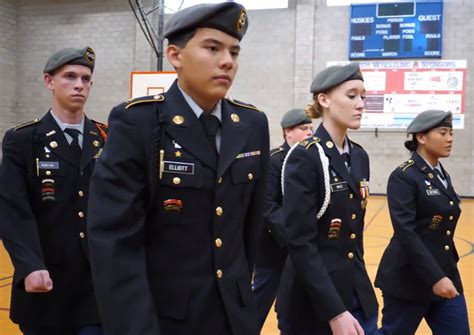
(299, 136, 320, 148)
(298, 140, 309, 147)
(13, 119, 40, 131)
(125, 94, 165, 110)
(270, 147, 285, 156)
(399, 159, 415, 171)
(305, 137, 321, 150)
(225, 97, 261, 112)
(92, 119, 108, 140)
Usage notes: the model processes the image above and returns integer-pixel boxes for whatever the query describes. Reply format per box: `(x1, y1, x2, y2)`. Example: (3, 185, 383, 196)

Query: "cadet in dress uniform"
(0, 47, 106, 335)
(279, 63, 378, 335)
(375, 110, 469, 335)
(253, 108, 313, 331)
(86, 3, 269, 335)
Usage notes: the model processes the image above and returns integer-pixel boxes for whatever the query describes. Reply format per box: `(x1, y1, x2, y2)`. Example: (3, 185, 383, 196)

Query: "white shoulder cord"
(281, 142, 299, 197)
(281, 142, 331, 220)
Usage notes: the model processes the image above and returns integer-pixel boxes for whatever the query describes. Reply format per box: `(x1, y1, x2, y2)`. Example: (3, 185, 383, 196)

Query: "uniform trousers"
(253, 266, 290, 332)
(380, 294, 470, 335)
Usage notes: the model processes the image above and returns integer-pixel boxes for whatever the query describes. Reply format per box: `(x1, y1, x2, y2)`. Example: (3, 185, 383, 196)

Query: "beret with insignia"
(310, 62, 363, 94)
(406, 110, 452, 134)
(280, 108, 312, 129)
(164, 2, 248, 41)
(44, 47, 95, 74)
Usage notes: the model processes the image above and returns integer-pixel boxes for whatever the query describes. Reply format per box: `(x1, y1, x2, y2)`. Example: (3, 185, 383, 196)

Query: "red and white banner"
(329, 60, 467, 129)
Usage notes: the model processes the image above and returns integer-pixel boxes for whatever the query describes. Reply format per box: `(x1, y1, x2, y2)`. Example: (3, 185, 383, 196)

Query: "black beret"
(280, 108, 312, 128)
(44, 47, 95, 74)
(164, 2, 248, 41)
(406, 110, 453, 134)
(310, 63, 364, 94)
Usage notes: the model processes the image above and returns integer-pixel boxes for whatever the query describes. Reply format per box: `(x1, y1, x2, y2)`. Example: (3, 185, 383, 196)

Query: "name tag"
(331, 181, 348, 192)
(164, 161, 194, 175)
(426, 189, 441, 196)
(39, 161, 59, 169)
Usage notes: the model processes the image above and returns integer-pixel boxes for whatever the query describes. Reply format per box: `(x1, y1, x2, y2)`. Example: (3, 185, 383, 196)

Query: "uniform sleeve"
(87, 106, 160, 335)
(0, 130, 46, 287)
(243, 111, 270, 273)
(263, 153, 286, 247)
(387, 169, 445, 287)
(283, 146, 346, 321)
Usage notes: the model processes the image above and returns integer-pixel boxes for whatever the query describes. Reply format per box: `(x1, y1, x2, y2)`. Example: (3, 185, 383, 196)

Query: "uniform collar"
(417, 151, 443, 175)
(50, 109, 84, 134)
(177, 83, 222, 122)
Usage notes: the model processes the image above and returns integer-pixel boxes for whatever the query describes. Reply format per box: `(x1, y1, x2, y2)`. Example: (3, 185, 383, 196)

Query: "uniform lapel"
(315, 124, 358, 195)
(37, 111, 79, 167)
(443, 167, 460, 202)
(163, 82, 217, 171)
(80, 117, 104, 171)
(348, 139, 366, 188)
(413, 152, 457, 202)
(217, 101, 251, 177)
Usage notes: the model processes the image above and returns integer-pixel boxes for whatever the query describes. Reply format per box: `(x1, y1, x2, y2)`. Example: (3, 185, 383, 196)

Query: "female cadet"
(375, 110, 469, 335)
(279, 63, 378, 335)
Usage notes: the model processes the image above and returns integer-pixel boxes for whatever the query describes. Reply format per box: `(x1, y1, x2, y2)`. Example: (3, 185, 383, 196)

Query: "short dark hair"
(167, 30, 196, 48)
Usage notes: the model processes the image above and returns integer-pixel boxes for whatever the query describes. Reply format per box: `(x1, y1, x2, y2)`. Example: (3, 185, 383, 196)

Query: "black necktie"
(64, 128, 82, 163)
(434, 168, 445, 181)
(342, 152, 351, 170)
(199, 113, 220, 154)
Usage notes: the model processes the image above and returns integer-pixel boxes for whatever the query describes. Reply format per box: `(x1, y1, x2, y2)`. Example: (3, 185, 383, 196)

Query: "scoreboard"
(349, 1, 443, 59)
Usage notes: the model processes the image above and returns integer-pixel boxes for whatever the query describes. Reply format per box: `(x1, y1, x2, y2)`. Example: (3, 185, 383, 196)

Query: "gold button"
(349, 193, 354, 199)
(449, 201, 454, 206)
(79, 232, 85, 239)
(46, 170, 51, 176)
(215, 238, 223, 248)
(350, 233, 356, 240)
(351, 214, 356, 220)
(449, 216, 454, 221)
(78, 211, 84, 218)
(216, 269, 223, 279)
(446, 230, 451, 236)
(172, 115, 184, 125)
(248, 173, 253, 181)
(348, 252, 354, 259)
(217, 177, 223, 184)
(445, 245, 450, 251)
(78, 190, 84, 197)
(216, 207, 223, 216)
(173, 177, 181, 185)
(334, 178, 339, 182)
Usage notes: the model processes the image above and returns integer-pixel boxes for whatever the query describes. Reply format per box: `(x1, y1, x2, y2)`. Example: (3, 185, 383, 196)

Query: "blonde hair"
(305, 94, 324, 119)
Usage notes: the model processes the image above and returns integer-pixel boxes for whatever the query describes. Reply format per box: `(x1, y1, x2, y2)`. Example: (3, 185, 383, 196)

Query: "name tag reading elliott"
(163, 161, 195, 175)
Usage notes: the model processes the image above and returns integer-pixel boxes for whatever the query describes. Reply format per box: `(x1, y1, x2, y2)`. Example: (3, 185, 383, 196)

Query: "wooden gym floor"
(1, 196, 473, 334)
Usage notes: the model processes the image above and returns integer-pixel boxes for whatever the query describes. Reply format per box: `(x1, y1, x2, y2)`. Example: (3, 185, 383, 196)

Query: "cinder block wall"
(0, 0, 18, 137)
(0, 0, 473, 195)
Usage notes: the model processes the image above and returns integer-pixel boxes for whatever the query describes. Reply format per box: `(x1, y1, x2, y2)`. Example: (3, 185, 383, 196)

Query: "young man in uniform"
(0, 47, 106, 335)
(254, 108, 313, 330)
(87, 3, 269, 335)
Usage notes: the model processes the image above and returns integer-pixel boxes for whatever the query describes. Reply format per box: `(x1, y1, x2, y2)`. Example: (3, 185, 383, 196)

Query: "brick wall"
(0, 0, 18, 137)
